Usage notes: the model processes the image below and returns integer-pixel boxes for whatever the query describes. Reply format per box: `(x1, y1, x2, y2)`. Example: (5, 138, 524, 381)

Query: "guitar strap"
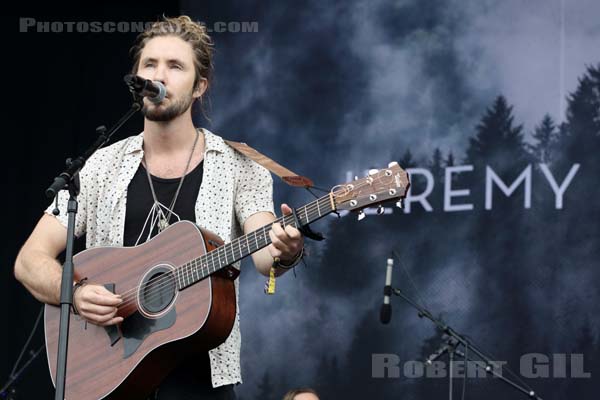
(225, 139, 324, 241)
(224, 140, 314, 188)
(225, 140, 323, 296)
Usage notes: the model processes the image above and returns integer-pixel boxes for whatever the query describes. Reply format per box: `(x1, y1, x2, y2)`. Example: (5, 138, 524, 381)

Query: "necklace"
(143, 129, 200, 234)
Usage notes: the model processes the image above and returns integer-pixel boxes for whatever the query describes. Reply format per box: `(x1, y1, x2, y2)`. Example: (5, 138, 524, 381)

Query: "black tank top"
(123, 160, 204, 247)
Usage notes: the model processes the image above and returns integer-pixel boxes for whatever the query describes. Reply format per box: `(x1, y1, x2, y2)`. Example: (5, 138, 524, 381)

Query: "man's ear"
(193, 78, 208, 99)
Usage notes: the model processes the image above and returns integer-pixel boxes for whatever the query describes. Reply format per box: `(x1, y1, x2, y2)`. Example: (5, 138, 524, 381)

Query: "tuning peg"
(354, 175, 359, 181)
(388, 161, 399, 167)
(358, 210, 366, 221)
(368, 169, 379, 175)
(396, 200, 403, 209)
(377, 205, 385, 215)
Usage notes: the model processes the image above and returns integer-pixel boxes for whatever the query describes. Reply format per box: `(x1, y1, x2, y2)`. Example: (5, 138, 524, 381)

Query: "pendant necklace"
(143, 129, 199, 234)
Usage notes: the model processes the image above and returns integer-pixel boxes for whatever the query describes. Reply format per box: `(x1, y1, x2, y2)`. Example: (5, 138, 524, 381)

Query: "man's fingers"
(81, 309, 117, 325)
(269, 230, 290, 254)
(285, 225, 302, 240)
(102, 317, 124, 326)
(271, 204, 304, 262)
(79, 304, 123, 326)
(73, 283, 124, 327)
(273, 221, 298, 242)
(84, 291, 122, 306)
(91, 285, 123, 299)
(267, 244, 282, 259)
(79, 303, 118, 316)
(280, 203, 293, 215)
(272, 223, 293, 248)
(95, 314, 123, 326)
(271, 221, 286, 237)
(274, 206, 303, 241)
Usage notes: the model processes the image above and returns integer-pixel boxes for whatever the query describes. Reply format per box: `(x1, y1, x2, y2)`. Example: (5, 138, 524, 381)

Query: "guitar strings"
(113, 174, 398, 310)
(113, 175, 397, 310)
(114, 201, 324, 309)
(113, 196, 330, 309)
(114, 197, 327, 308)
(114, 174, 395, 309)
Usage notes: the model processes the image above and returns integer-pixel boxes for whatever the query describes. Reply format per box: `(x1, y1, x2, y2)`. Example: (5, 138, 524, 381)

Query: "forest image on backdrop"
(239, 64, 600, 400)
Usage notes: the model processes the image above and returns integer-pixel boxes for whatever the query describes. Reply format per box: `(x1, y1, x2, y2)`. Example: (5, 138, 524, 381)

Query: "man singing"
(14, 15, 304, 399)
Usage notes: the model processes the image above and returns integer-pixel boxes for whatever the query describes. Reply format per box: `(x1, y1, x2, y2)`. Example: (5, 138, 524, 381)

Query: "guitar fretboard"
(174, 194, 334, 290)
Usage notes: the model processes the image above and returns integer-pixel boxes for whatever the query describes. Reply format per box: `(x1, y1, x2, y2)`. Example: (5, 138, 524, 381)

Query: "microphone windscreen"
(380, 304, 392, 324)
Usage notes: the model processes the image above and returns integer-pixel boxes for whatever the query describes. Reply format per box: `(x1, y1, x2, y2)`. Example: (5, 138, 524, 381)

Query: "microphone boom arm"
(390, 286, 543, 400)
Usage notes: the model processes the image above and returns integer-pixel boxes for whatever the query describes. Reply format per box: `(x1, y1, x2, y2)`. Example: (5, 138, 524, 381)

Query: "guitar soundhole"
(139, 265, 177, 315)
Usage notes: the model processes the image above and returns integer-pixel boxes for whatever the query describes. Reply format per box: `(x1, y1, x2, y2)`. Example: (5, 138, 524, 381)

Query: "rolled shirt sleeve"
(44, 171, 88, 238)
(234, 157, 275, 228)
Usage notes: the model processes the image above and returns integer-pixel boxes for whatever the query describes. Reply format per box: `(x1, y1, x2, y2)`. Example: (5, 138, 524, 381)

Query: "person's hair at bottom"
(282, 387, 319, 400)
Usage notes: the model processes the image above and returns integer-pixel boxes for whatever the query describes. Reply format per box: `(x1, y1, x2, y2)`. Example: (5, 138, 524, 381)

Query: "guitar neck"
(175, 193, 335, 289)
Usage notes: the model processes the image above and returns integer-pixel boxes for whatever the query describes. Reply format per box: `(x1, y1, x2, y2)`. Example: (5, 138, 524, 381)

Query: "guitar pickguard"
(120, 307, 177, 359)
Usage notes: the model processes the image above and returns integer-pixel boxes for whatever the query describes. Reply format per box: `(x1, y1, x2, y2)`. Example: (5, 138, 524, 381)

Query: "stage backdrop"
(183, 1, 599, 399)
(3, 1, 599, 399)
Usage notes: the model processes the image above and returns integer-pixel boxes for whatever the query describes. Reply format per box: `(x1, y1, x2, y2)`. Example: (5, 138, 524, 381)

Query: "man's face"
(136, 35, 204, 122)
(294, 394, 319, 400)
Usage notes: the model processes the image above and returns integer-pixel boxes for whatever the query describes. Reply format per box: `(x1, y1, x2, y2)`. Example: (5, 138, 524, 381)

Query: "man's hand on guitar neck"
(73, 284, 123, 326)
(268, 204, 304, 268)
(243, 204, 304, 277)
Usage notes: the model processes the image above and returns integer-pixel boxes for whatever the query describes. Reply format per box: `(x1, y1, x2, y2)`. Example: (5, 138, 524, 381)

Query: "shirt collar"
(124, 133, 144, 155)
(124, 128, 228, 155)
(202, 128, 228, 154)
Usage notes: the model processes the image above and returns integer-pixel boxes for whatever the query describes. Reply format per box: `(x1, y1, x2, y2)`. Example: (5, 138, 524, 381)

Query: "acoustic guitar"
(44, 162, 410, 399)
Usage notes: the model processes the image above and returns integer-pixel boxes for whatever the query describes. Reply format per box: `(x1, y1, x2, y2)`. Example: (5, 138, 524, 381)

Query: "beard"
(141, 90, 194, 122)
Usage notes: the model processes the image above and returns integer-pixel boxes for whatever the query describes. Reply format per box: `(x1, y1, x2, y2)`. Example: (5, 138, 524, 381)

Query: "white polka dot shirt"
(45, 128, 275, 388)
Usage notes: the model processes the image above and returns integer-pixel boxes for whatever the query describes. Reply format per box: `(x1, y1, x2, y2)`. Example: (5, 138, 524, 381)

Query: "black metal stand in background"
(45, 98, 142, 400)
(390, 283, 544, 400)
(0, 307, 45, 399)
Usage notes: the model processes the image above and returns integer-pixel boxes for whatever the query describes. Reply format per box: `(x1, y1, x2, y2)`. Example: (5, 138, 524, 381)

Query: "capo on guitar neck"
(290, 207, 324, 241)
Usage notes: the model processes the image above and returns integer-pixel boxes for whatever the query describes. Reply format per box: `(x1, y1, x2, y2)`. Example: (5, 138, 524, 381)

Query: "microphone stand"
(390, 286, 543, 400)
(45, 95, 142, 400)
(0, 344, 45, 399)
(1, 306, 45, 399)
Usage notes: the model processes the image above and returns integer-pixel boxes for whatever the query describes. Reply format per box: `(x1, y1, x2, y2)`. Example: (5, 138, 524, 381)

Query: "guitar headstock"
(332, 162, 410, 214)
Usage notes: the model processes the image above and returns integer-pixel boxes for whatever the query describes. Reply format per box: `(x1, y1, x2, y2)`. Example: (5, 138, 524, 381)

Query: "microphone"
(380, 258, 394, 324)
(123, 74, 166, 104)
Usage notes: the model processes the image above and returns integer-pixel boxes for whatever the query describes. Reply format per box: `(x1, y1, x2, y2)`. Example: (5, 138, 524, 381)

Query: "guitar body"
(44, 221, 238, 400)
